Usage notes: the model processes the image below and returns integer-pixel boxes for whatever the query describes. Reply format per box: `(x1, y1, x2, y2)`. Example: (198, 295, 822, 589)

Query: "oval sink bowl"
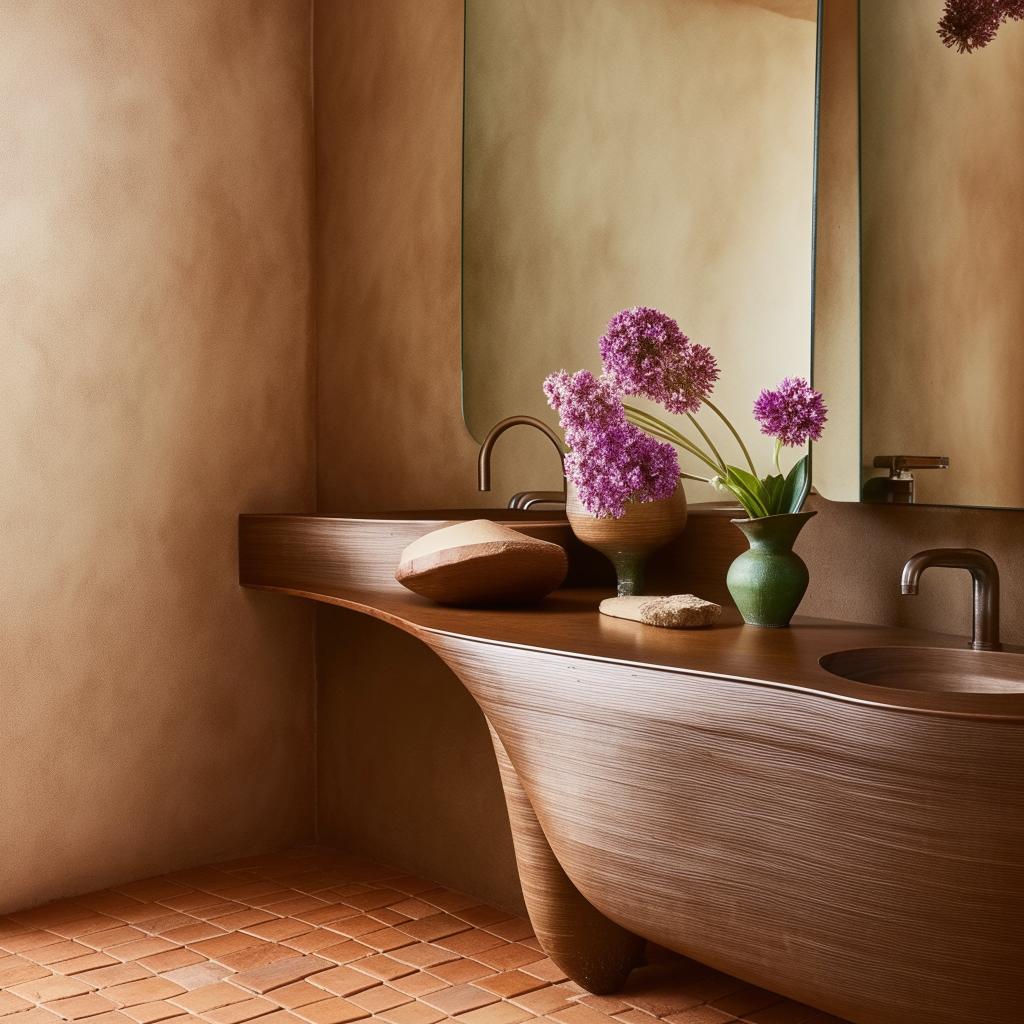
(820, 646, 1024, 694)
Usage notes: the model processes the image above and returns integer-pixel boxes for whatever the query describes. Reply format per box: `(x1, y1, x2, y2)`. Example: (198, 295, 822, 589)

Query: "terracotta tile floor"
(0, 849, 849, 1024)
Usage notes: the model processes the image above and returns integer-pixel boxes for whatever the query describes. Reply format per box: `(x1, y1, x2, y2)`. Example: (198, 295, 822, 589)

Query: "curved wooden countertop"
(238, 512, 1024, 720)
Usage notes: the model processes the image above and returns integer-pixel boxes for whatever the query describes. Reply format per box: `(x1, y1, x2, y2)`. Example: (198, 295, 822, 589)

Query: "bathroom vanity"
(239, 508, 1024, 1024)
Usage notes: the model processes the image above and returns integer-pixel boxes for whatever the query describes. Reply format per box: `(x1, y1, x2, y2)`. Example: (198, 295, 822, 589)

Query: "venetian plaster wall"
(0, 0, 316, 911)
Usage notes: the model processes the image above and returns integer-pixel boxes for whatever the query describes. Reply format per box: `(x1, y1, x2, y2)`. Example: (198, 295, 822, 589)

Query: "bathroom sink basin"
(368, 509, 566, 522)
(820, 646, 1024, 694)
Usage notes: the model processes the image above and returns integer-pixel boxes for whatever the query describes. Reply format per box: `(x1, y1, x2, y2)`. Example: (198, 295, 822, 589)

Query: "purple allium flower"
(938, 0, 1023, 52)
(598, 306, 719, 415)
(753, 377, 828, 448)
(543, 368, 680, 518)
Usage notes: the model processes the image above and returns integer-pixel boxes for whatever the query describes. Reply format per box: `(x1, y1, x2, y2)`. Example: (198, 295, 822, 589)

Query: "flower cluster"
(938, 0, 1024, 52)
(753, 376, 828, 448)
(543, 369, 679, 518)
(599, 306, 719, 415)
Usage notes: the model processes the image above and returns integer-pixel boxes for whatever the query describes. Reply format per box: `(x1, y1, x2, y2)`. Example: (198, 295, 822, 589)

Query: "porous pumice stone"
(599, 594, 722, 628)
(395, 519, 568, 606)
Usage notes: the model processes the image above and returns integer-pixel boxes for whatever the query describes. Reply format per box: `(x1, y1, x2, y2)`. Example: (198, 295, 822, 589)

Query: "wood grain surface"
(239, 511, 1024, 1023)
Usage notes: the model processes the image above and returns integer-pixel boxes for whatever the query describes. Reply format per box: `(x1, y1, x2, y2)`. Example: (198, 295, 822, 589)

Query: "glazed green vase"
(726, 511, 816, 628)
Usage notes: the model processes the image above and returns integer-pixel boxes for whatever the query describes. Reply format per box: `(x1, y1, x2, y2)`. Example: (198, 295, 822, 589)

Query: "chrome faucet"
(478, 415, 567, 510)
(900, 548, 1001, 651)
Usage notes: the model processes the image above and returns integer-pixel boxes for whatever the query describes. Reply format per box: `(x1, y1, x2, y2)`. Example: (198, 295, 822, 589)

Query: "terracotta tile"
(659, 1009, 735, 1024)
(291, 998, 369, 1024)
(41, 993, 118, 1020)
(25, 944, 95, 968)
(120, 1002, 186, 1024)
(281, 933, 349, 956)
(8, 977, 93, 1003)
(230, 955, 332, 995)
(344, 986, 410, 1014)
(351, 929, 412, 954)
(366, 909, 407, 927)
(313, 943, 371, 967)
(548, 1006, 617, 1024)
(576, 993, 632, 1014)
(158, 964, 232, 991)
(457, 1003, 534, 1024)
(184, 906, 244, 924)
(485, 919, 534, 943)
(0, 958, 52, 988)
(80, 930, 146, 953)
(509, 983, 576, 1016)
(167, 984, 249, 1016)
(75, 965, 151, 990)
(259, 900, 328, 920)
(70, 893, 146, 918)
(215, 943, 297, 973)
(1, 1010, 66, 1024)
(1, 936, 64, 956)
(710, 987, 783, 1019)
(102, 979, 188, 1009)
(381, 902, 433, 923)
(338, 891, 401, 914)
(200, 997, 277, 1024)
(388, 974, 448, 999)
(395, 916, 469, 944)
(0, 923, 31, 941)
(158, 927, 222, 947)
(420, 891, 479, 914)
(320, 919, 377, 941)
(346, 955, 413, 983)
(520, 960, 565, 985)
(379, 878, 435, 898)
(242, 921, 310, 944)
(8, 909, 90, 932)
(304, 967, 377, 999)
(420, 983, 499, 1016)
(388, 945, 456, 971)
(436, 930, 505, 957)
(253, 1013, 306, 1024)
(264, 982, 332, 1010)
(51, 955, 118, 977)
(101, 907, 166, 928)
(0, 992, 34, 1017)
(472, 944, 543, 972)
(203, 913, 273, 934)
(374, 1003, 445, 1024)
(155, 895, 225, 916)
(454, 906, 510, 929)
(213, 885, 285, 906)
(613, 1011, 661, 1024)
(105, 940, 177, 964)
(291, 909, 355, 929)
(49, 918, 121, 941)
(187, 936, 259, 961)
(67, 1014, 133, 1024)
(115, 883, 191, 905)
(427, 959, 494, 985)
(136, 950, 205, 975)
(742, 1002, 818, 1024)
(476, 971, 548, 999)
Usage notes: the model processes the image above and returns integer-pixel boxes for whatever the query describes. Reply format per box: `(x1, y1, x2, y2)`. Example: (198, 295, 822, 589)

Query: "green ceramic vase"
(726, 511, 816, 628)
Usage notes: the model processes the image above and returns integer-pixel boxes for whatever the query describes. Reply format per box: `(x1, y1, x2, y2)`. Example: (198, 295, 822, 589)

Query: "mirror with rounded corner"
(461, 0, 819, 503)
(813, 0, 1024, 509)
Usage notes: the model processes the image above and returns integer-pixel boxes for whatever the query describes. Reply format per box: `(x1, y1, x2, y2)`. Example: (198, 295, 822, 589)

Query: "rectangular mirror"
(813, 0, 1024, 509)
(462, 0, 819, 502)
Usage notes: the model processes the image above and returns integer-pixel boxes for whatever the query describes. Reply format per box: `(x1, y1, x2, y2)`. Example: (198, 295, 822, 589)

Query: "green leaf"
(780, 455, 810, 514)
(724, 466, 770, 519)
(762, 473, 786, 515)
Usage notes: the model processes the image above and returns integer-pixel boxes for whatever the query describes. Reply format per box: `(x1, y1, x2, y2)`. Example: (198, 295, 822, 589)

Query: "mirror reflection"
(462, 0, 818, 502)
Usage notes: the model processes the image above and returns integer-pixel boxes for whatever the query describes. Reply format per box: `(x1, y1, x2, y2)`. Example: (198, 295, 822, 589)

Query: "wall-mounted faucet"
(478, 415, 567, 510)
(900, 548, 1001, 651)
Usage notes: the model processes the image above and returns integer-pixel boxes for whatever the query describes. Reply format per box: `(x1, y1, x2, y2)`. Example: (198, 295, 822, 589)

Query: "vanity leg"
(488, 725, 645, 994)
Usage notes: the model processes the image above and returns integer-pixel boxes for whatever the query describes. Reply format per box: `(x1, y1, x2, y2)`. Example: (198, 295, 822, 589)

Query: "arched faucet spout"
(478, 415, 567, 508)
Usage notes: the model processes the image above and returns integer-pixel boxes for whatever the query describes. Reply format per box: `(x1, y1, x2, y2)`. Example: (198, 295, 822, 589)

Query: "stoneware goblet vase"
(566, 482, 688, 596)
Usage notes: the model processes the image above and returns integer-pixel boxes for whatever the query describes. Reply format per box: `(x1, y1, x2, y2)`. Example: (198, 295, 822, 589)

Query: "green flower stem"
(773, 438, 783, 475)
(681, 471, 713, 484)
(623, 405, 721, 475)
(703, 398, 757, 476)
(686, 412, 727, 475)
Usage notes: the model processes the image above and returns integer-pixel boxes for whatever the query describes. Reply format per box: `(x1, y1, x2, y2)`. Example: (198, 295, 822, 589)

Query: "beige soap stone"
(599, 594, 722, 628)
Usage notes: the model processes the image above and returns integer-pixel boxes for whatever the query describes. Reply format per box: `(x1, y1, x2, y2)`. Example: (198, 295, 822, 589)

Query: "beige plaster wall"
(859, 0, 1024, 507)
(463, 0, 818, 498)
(0, 0, 316, 911)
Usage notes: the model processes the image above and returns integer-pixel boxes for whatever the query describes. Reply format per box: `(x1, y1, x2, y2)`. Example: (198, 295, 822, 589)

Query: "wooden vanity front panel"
(429, 635, 1024, 1024)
